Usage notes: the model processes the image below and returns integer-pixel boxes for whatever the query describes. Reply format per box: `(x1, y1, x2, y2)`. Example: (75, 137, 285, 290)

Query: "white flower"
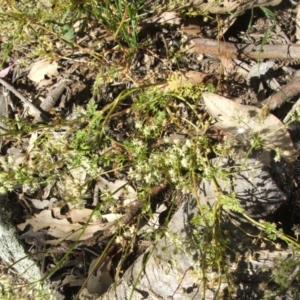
(168, 169, 177, 181)
(181, 158, 189, 168)
(142, 126, 151, 137)
(185, 139, 192, 148)
(135, 121, 142, 129)
(144, 173, 152, 183)
(128, 167, 135, 178)
(236, 127, 245, 135)
(164, 137, 170, 144)
(273, 148, 281, 162)
(0, 186, 7, 194)
(150, 124, 157, 131)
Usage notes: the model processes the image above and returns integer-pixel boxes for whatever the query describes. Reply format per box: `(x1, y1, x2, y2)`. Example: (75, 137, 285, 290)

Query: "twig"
(188, 38, 300, 60)
(283, 96, 300, 124)
(92, 184, 100, 206)
(0, 78, 50, 122)
(260, 76, 300, 110)
(0, 88, 9, 127)
(0, 89, 8, 149)
(33, 80, 67, 122)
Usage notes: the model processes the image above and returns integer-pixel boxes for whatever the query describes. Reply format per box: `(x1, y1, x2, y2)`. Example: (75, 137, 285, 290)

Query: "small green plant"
(75, 0, 143, 49)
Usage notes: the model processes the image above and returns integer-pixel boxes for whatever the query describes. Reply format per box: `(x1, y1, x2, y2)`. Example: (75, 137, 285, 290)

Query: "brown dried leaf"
(17, 209, 120, 242)
(203, 92, 297, 165)
(17, 209, 80, 231)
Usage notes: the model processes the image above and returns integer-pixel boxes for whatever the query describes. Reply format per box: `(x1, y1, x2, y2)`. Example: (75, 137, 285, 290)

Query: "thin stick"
(188, 38, 300, 60)
(260, 76, 300, 110)
(0, 78, 50, 122)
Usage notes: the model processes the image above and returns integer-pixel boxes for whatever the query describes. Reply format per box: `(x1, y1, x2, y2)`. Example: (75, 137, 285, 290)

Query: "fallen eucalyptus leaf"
(203, 92, 297, 165)
(198, 157, 285, 218)
(17, 209, 114, 242)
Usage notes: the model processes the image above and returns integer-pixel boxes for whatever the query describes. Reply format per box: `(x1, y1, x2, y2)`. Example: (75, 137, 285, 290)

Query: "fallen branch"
(33, 80, 68, 122)
(260, 76, 300, 110)
(188, 38, 300, 60)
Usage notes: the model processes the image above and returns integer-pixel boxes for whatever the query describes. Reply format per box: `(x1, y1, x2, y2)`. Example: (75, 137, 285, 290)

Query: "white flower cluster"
(127, 137, 207, 190)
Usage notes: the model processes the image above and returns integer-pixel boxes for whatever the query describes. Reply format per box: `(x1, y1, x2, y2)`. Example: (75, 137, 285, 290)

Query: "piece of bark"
(0, 193, 41, 282)
(34, 80, 67, 122)
(188, 38, 300, 60)
(0, 89, 9, 149)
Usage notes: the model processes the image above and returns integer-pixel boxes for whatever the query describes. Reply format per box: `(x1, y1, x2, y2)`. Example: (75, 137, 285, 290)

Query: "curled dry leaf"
(202, 92, 298, 165)
(60, 274, 85, 289)
(27, 59, 59, 83)
(182, 17, 202, 36)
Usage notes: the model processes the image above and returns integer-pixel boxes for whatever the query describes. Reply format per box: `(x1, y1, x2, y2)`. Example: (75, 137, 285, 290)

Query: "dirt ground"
(2, 0, 300, 299)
